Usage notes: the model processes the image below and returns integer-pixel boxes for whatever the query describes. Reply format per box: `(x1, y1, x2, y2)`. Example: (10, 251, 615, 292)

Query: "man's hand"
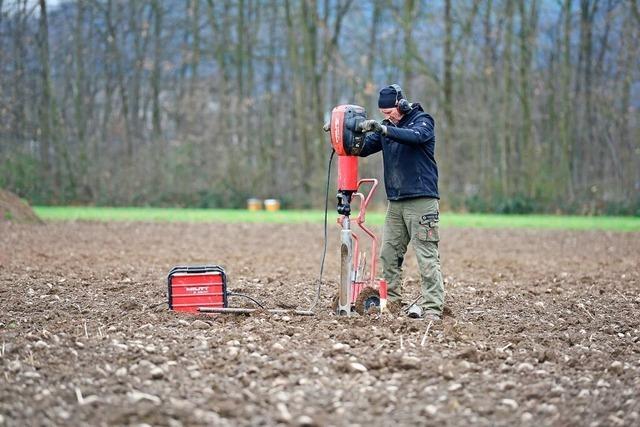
(359, 119, 387, 135)
(323, 121, 331, 132)
(359, 119, 380, 132)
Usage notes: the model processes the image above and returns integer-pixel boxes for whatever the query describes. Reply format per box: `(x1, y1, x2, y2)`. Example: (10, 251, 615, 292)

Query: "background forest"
(1, 0, 638, 214)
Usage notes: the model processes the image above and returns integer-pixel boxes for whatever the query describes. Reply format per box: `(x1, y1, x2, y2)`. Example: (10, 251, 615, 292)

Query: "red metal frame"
(337, 178, 380, 305)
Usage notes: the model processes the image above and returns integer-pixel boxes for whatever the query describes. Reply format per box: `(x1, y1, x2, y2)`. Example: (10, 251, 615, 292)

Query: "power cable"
(226, 291, 266, 309)
(307, 148, 335, 311)
(204, 148, 336, 315)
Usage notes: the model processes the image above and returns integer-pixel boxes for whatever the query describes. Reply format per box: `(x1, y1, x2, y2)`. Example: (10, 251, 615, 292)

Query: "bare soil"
(1, 221, 639, 426)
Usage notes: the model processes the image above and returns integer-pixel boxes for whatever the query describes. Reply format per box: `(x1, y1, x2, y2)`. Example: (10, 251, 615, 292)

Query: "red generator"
(167, 265, 228, 313)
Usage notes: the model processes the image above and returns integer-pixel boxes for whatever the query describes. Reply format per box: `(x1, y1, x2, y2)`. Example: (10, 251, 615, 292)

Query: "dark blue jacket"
(359, 104, 439, 200)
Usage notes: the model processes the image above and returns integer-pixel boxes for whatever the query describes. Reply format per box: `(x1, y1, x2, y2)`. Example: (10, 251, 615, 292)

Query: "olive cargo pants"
(380, 197, 444, 315)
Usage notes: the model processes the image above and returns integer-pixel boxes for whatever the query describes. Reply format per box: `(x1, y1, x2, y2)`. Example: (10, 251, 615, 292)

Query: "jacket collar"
(398, 103, 425, 126)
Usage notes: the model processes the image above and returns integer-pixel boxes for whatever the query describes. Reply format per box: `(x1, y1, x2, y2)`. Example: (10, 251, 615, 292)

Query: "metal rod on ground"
(198, 307, 315, 316)
(403, 295, 422, 313)
(338, 216, 353, 316)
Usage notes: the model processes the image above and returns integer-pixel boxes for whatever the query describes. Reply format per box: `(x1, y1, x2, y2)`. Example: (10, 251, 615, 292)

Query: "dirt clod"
(610, 361, 623, 374)
(0, 189, 41, 223)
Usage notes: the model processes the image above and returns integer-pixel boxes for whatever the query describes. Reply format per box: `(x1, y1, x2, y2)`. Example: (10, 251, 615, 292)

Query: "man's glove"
(323, 121, 330, 132)
(359, 119, 387, 135)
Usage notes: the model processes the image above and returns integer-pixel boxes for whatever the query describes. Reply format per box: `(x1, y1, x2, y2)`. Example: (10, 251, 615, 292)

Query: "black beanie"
(378, 85, 402, 108)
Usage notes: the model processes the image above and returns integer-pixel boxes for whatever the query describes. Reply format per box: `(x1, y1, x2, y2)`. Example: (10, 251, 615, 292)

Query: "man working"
(358, 84, 443, 321)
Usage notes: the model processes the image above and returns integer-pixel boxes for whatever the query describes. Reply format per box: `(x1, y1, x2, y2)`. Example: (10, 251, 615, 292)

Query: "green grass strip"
(33, 206, 640, 231)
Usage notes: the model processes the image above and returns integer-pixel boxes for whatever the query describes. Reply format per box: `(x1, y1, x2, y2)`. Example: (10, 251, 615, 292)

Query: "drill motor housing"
(329, 104, 367, 157)
(329, 105, 367, 215)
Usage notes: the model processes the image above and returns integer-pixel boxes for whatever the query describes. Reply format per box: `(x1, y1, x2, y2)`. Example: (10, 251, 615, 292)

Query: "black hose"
(225, 148, 335, 314)
(227, 291, 266, 309)
(307, 148, 335, 311)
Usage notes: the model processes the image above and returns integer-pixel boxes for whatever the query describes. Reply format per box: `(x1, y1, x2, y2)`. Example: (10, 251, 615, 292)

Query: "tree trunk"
(11, 0, 27, 155)
(37, 0, 53, 196)
(481, 0, 496, 198)
(500, 0, 514, 197)
(189, 0, 201, 98)
(402, 0, 416, 88)
(360, 0, 382, 110)
(74, 0, 90, 199)
(560, 0, 575, 200)
(443, 0, 456, 190)
(152, 0, 163, 142)
(518, 0, 538, 197)
(105, 0, 132, 160)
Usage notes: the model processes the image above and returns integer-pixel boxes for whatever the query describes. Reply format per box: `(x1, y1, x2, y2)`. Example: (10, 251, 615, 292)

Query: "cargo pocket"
(418, 219, 440, 242)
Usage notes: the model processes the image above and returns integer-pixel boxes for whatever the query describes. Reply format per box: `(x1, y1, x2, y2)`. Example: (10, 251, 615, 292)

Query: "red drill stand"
(326, 105, 387, 316)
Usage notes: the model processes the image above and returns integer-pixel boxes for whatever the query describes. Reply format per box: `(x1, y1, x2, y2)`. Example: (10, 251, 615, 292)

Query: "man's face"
(379, 107, 403, 124)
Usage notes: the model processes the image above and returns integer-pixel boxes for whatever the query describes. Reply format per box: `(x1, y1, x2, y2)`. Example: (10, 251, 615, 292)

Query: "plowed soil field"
(1, 221, 638, 426)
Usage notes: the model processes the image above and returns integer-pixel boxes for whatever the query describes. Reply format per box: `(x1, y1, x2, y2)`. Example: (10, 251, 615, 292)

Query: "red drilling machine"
(167, 104, 386, 318)
(324, 105, 387, 316)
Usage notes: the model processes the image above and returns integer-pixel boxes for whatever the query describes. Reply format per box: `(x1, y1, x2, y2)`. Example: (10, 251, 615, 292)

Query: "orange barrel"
(247, 198, 263, 211)
(264, 199, 281, 212)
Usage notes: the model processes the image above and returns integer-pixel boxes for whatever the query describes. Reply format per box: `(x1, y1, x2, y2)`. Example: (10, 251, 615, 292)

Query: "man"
(358, 84, 443, 321)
